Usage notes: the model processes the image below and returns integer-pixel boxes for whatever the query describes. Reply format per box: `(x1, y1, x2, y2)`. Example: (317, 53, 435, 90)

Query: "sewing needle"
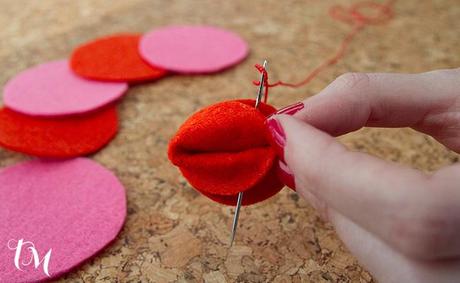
(230, 60, 268, 247)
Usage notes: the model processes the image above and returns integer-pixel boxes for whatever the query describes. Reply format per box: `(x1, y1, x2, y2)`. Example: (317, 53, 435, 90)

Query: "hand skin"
(267, 69, 460, 283)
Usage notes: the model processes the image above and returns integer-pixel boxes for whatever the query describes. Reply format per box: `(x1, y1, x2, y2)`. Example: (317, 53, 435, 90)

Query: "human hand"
(267, 69, 460, 283)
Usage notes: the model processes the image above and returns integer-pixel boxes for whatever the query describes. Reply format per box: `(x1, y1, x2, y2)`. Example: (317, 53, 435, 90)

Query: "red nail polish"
(266, 117, 286, 162)
(277, 161, 296, 190)
(277, 102, 304, 115)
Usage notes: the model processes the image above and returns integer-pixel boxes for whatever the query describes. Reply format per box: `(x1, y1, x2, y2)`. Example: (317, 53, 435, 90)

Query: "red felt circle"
(70, 34, 167, 82)
(0, 106, 118, 158)
(169, 99, 284, 205)
(202, 163, 284, 206)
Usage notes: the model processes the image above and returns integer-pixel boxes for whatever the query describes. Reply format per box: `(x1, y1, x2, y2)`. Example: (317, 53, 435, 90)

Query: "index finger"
(287, 69, 460, 136)
(274, 114, 460, 259)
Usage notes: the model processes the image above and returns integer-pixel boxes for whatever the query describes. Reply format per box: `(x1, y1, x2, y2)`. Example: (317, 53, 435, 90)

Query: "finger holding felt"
(0, 106, 118, 158)
(70, 34, 167, 82)
(3, 60, 127, 117)
(274, 115, 460, 257)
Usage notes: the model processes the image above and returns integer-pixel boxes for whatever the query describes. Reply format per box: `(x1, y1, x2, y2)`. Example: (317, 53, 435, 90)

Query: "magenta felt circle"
(0, 158, 126, 282)
(3, 60, 128, 117)
(139, 25, 249, 74)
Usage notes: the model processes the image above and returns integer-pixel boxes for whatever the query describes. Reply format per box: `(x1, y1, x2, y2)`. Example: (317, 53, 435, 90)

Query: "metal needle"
(230, 60, 268, 247)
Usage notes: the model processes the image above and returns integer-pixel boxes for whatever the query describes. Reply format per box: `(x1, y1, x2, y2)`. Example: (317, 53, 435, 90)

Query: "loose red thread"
(253, 0, 396, 92)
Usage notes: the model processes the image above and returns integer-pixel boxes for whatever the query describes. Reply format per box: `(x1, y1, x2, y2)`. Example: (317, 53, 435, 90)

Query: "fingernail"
(266, 116, 286, 162)
(277, 102, 304, 115)
(277, 161, 296, 190)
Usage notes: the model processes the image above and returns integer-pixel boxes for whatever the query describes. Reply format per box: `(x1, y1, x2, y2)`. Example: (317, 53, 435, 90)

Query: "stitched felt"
(201, 163, 284, 206)
(0, 158, 126, 283)
(168, 99, 284, 206)
(70, 34, 168, 83)
(139, 25, 249, 74)
(0, 106, 118, 158)
(3, 60, 127, 117)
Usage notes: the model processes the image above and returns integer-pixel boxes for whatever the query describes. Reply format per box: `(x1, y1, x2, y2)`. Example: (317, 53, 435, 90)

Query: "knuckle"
(334, 72, 372, 92)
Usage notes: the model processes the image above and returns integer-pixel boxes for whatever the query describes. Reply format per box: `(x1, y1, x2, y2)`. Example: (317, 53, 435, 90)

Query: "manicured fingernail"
(277, 161, 296, 190)
(277, 102, 304, 115)
(266, 116, 286, 162)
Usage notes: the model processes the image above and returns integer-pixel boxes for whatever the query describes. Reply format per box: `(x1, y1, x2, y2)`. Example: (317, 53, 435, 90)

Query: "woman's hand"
(267, 69, 460, 283)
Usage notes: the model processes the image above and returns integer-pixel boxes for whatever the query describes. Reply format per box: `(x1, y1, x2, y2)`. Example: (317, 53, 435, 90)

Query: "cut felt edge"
(45, 158, 128, 282)
(200, 162, 285, 206)
(0, 158, 127, 282)
(3, 59, 128, 117)
(179, 147, 277, 195)
(169, 100, 275, 153)
(70, 33, 168, 83)
(0, 106, 119, 158)
(139, 25, 249, 74)
(169, 99, 276, 154)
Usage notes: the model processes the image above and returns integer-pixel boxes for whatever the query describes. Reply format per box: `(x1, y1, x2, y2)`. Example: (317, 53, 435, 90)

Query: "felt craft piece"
(168, 99, 284, 206)
(70, 34, 168, 83)
(0, 158, 126, 282)
(139, 25, 249, 74)
(0, 106, 118, 158)
(3, 60, 127, 117)
(202, 164, 284, 206)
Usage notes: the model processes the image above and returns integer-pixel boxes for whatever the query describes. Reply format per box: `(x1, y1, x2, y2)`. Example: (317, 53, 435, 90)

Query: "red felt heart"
(168, 99, 284, 206)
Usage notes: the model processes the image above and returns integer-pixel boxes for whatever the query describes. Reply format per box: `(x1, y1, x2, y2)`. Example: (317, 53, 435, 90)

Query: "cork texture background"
(1, 0, 459, 282)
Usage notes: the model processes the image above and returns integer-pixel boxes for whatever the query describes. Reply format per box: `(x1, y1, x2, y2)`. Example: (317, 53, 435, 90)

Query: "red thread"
(253, 0, 396, 91)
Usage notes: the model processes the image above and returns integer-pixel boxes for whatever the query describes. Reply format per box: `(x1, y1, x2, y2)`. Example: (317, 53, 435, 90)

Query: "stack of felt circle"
(0, 60, 126, 157)
(0, 25, 249, 158)
(0, 25, 249, 282)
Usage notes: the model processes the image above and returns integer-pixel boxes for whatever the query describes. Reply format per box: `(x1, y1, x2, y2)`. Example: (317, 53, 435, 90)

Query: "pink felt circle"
(0, 158, 126, 282)
(139, 25, 249, 74)
(3, 60, 128, 117)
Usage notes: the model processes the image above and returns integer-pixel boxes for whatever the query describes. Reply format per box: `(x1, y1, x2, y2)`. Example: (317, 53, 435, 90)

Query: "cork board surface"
(1, 0, 459, 282)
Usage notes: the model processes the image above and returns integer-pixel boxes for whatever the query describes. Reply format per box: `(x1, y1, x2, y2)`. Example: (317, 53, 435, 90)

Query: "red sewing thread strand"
(253, 0, 396, 91)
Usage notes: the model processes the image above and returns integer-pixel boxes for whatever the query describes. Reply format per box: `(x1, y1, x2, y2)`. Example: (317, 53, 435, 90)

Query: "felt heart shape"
(139, 25, 249, 74)
(0, 106, 118, 158)
(168, 99, 284, 206)
(70, 34, 168, 83)
(0, 158, 126, 283)
(3, 60, 127, 117)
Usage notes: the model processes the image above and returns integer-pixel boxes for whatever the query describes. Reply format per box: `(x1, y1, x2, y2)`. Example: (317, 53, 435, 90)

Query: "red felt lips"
(168, 99, 284, 206)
